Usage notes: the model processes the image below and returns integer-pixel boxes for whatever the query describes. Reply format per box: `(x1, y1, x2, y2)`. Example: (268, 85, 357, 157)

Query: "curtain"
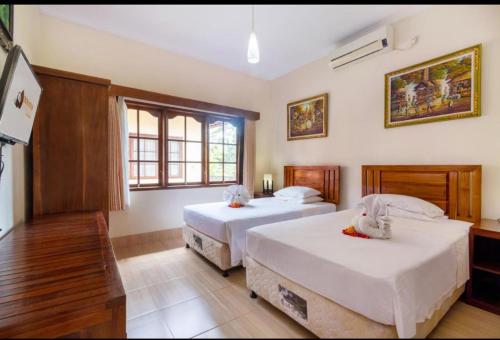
(109, 96, 130, 211)
(243, 119, 256, 197)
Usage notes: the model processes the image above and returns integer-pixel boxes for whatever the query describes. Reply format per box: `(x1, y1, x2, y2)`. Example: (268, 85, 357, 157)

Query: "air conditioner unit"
(328, 25, 394, 70)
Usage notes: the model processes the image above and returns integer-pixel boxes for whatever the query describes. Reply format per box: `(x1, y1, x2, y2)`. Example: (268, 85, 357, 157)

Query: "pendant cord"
(251, 5, 254, 32)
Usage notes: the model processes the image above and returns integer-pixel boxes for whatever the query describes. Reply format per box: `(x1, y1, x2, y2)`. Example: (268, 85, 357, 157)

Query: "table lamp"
(263, 174, 273, 194)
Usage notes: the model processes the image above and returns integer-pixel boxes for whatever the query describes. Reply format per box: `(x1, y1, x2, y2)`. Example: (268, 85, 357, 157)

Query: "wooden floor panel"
(114, 240, 500, 339)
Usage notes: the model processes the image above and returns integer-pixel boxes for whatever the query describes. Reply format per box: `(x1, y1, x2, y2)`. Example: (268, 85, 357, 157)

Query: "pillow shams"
(362, 194, 445, 218)
(274, 186, 321, 199)
(294, 196, 324, 204)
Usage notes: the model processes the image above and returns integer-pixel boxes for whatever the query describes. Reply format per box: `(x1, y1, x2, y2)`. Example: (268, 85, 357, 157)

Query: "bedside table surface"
(253, 192, 274, 198)
(471, 219, 500, 236)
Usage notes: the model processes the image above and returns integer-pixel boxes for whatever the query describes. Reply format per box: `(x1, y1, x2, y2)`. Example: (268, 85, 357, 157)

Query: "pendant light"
(247, 5, 260, 64)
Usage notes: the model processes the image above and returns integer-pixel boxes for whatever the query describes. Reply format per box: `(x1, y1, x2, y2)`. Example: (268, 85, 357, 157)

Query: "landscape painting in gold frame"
(385, 45, 481, 128)
(287, 93, 328, 141)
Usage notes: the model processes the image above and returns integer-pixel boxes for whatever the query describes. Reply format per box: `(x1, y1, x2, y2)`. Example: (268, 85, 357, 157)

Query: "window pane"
(224, 163, 237, 182)
(186, 142, 202, 162)
(224, 121, 237, 144)
(140, 163, 159, 185)
(186, 116, 202, 141)
(209, 163, 223, 182)
(168, 115, 185, 140)
(169, 162, 185, 184)
(128, 161, 138, 185)
(224, 145, 237, 163)
(186, 163, 202, 183)
(209, 144, 223, 162)
(139, 139, 158, 161)
(209, 120, 223, 143)
(139, 110, 159, 137)
(168, 141, 184, 161)
(127, 109, 137, 135)
(129, 138, 138, 160)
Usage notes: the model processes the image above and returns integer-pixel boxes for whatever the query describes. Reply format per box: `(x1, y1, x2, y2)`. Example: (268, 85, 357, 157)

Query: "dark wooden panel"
(33, 73, 109, 222)
(361, 165, 482, 222)
(109, 84, 260, 121)
(32, 65, 111, 86)
(0, 212, 126, 338)
(284, 165, 340, 204)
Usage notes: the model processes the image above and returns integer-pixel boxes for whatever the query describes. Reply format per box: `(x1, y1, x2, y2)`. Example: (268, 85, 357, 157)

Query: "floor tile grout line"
(120, 263, 221, 293)
(126, 280, 251, 323)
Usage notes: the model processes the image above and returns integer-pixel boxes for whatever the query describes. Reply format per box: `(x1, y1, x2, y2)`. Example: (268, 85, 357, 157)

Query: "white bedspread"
(246, 209, 471, 338)
(183, 197, 336, 266)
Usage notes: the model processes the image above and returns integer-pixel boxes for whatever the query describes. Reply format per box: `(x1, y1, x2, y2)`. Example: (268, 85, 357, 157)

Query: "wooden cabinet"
(253, 191, 274, 198)
(0, 212, 126, 338)
(32, 66, 110, 223)
(467, 219, 500, 315)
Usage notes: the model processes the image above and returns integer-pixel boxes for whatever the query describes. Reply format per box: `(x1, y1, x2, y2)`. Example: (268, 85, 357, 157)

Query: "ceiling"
(39, 5, 430, 80)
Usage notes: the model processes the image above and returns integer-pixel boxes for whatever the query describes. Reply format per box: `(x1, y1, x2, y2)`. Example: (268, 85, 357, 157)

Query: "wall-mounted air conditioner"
(328, 25, 394, 70)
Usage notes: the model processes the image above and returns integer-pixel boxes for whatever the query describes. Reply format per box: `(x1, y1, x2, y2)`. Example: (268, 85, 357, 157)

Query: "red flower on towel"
(342, 226, 370, 239)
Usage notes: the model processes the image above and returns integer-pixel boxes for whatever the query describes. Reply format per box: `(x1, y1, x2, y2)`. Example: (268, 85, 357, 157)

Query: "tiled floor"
(115, 241, 500, 338)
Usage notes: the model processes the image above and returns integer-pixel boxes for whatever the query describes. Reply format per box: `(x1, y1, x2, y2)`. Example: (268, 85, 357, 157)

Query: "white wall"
(0, 6, 40, 238)
(267, 5, 500, 219)
(35, 13, 272, 237)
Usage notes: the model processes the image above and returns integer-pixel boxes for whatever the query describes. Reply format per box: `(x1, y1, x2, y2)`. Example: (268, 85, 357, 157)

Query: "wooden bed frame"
(362, 165, 481, 222)
(183, 165, 341, 276)
(285, 165, 340, 204)
(247, 164, 482, 338)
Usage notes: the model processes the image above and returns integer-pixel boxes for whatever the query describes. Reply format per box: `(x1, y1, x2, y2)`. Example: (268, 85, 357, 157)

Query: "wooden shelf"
(473, 260, 500, 276)
(467, 219, 500, 316)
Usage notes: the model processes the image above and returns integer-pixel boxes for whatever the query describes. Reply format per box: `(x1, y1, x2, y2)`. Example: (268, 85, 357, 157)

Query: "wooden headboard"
(362, 165, 481, 222)
(284, 166, 340, 204)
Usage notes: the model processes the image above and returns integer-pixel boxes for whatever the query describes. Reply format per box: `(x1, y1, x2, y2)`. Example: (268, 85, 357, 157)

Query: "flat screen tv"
(0, 45, 42, 145)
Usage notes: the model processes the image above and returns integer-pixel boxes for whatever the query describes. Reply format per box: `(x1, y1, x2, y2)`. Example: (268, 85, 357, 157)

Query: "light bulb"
(247, 32, 260, 64)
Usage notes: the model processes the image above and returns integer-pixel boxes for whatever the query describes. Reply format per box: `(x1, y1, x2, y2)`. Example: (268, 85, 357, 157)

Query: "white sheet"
(246, 209, 471, 338)
(183, 197, 336, 266)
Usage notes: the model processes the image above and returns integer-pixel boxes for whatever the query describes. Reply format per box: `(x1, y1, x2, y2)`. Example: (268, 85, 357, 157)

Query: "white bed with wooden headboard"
(182, 165, 340, 275)
(245, 165, 481, 338)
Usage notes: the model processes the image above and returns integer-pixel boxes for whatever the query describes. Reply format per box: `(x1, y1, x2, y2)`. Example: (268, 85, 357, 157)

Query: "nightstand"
(466, 219, 500, 315)
(253, 192, 274, 198)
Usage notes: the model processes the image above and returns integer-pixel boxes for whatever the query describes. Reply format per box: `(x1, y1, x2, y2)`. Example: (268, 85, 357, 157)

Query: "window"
(208, 118, 239, 183)
(126, 102, 243, 189)
(167, 114, 203, 185)
(128, 107, 161, 187)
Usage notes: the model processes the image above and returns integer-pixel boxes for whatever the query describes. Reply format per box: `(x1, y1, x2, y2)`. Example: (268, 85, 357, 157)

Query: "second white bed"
(246, 209, 471, 338)
(184, 197, 336, 266)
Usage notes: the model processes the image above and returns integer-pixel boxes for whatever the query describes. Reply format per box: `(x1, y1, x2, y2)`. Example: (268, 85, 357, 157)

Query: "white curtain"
(243, 119, 256, 197)
(118, 97, 131, 209)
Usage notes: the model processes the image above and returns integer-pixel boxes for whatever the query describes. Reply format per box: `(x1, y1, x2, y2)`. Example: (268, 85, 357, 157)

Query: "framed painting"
(287, 93, 328, 141)
(0, 4, 13, 51)
(385, 44, 481, 128)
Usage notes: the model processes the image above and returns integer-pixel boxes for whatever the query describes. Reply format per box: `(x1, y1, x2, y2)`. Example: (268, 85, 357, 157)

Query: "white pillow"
(387, 206, 448, 221)
(362, 194, 444, 218)
(294, 196, 324, 204)
(274, 186, 321, 199)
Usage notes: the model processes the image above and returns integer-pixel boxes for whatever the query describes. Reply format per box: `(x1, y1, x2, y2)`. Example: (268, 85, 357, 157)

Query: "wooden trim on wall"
(109, 84, 260, 121)
(32, 65, 111, 87)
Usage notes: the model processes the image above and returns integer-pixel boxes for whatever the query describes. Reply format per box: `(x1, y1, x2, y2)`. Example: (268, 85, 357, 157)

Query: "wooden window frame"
(126, 101, 244, 191)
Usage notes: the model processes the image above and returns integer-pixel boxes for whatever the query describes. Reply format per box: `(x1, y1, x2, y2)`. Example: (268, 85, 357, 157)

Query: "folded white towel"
(223, 185, 250, 206)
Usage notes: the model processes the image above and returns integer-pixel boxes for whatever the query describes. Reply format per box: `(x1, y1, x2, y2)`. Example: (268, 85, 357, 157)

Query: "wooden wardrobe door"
(33, 73, 109, 222)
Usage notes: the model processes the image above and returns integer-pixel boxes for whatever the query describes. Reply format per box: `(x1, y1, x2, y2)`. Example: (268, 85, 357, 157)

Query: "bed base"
(182, 224, 235, 275)
(246, 256, 464, 338)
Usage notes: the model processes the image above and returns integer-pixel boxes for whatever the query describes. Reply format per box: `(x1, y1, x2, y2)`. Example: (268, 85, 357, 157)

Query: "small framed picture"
(287, 93, 328, 141)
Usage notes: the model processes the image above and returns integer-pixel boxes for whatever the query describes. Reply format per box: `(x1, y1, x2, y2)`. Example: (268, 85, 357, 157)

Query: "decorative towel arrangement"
(223, 185, 251, 208)
(345, 195, 393, 239)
